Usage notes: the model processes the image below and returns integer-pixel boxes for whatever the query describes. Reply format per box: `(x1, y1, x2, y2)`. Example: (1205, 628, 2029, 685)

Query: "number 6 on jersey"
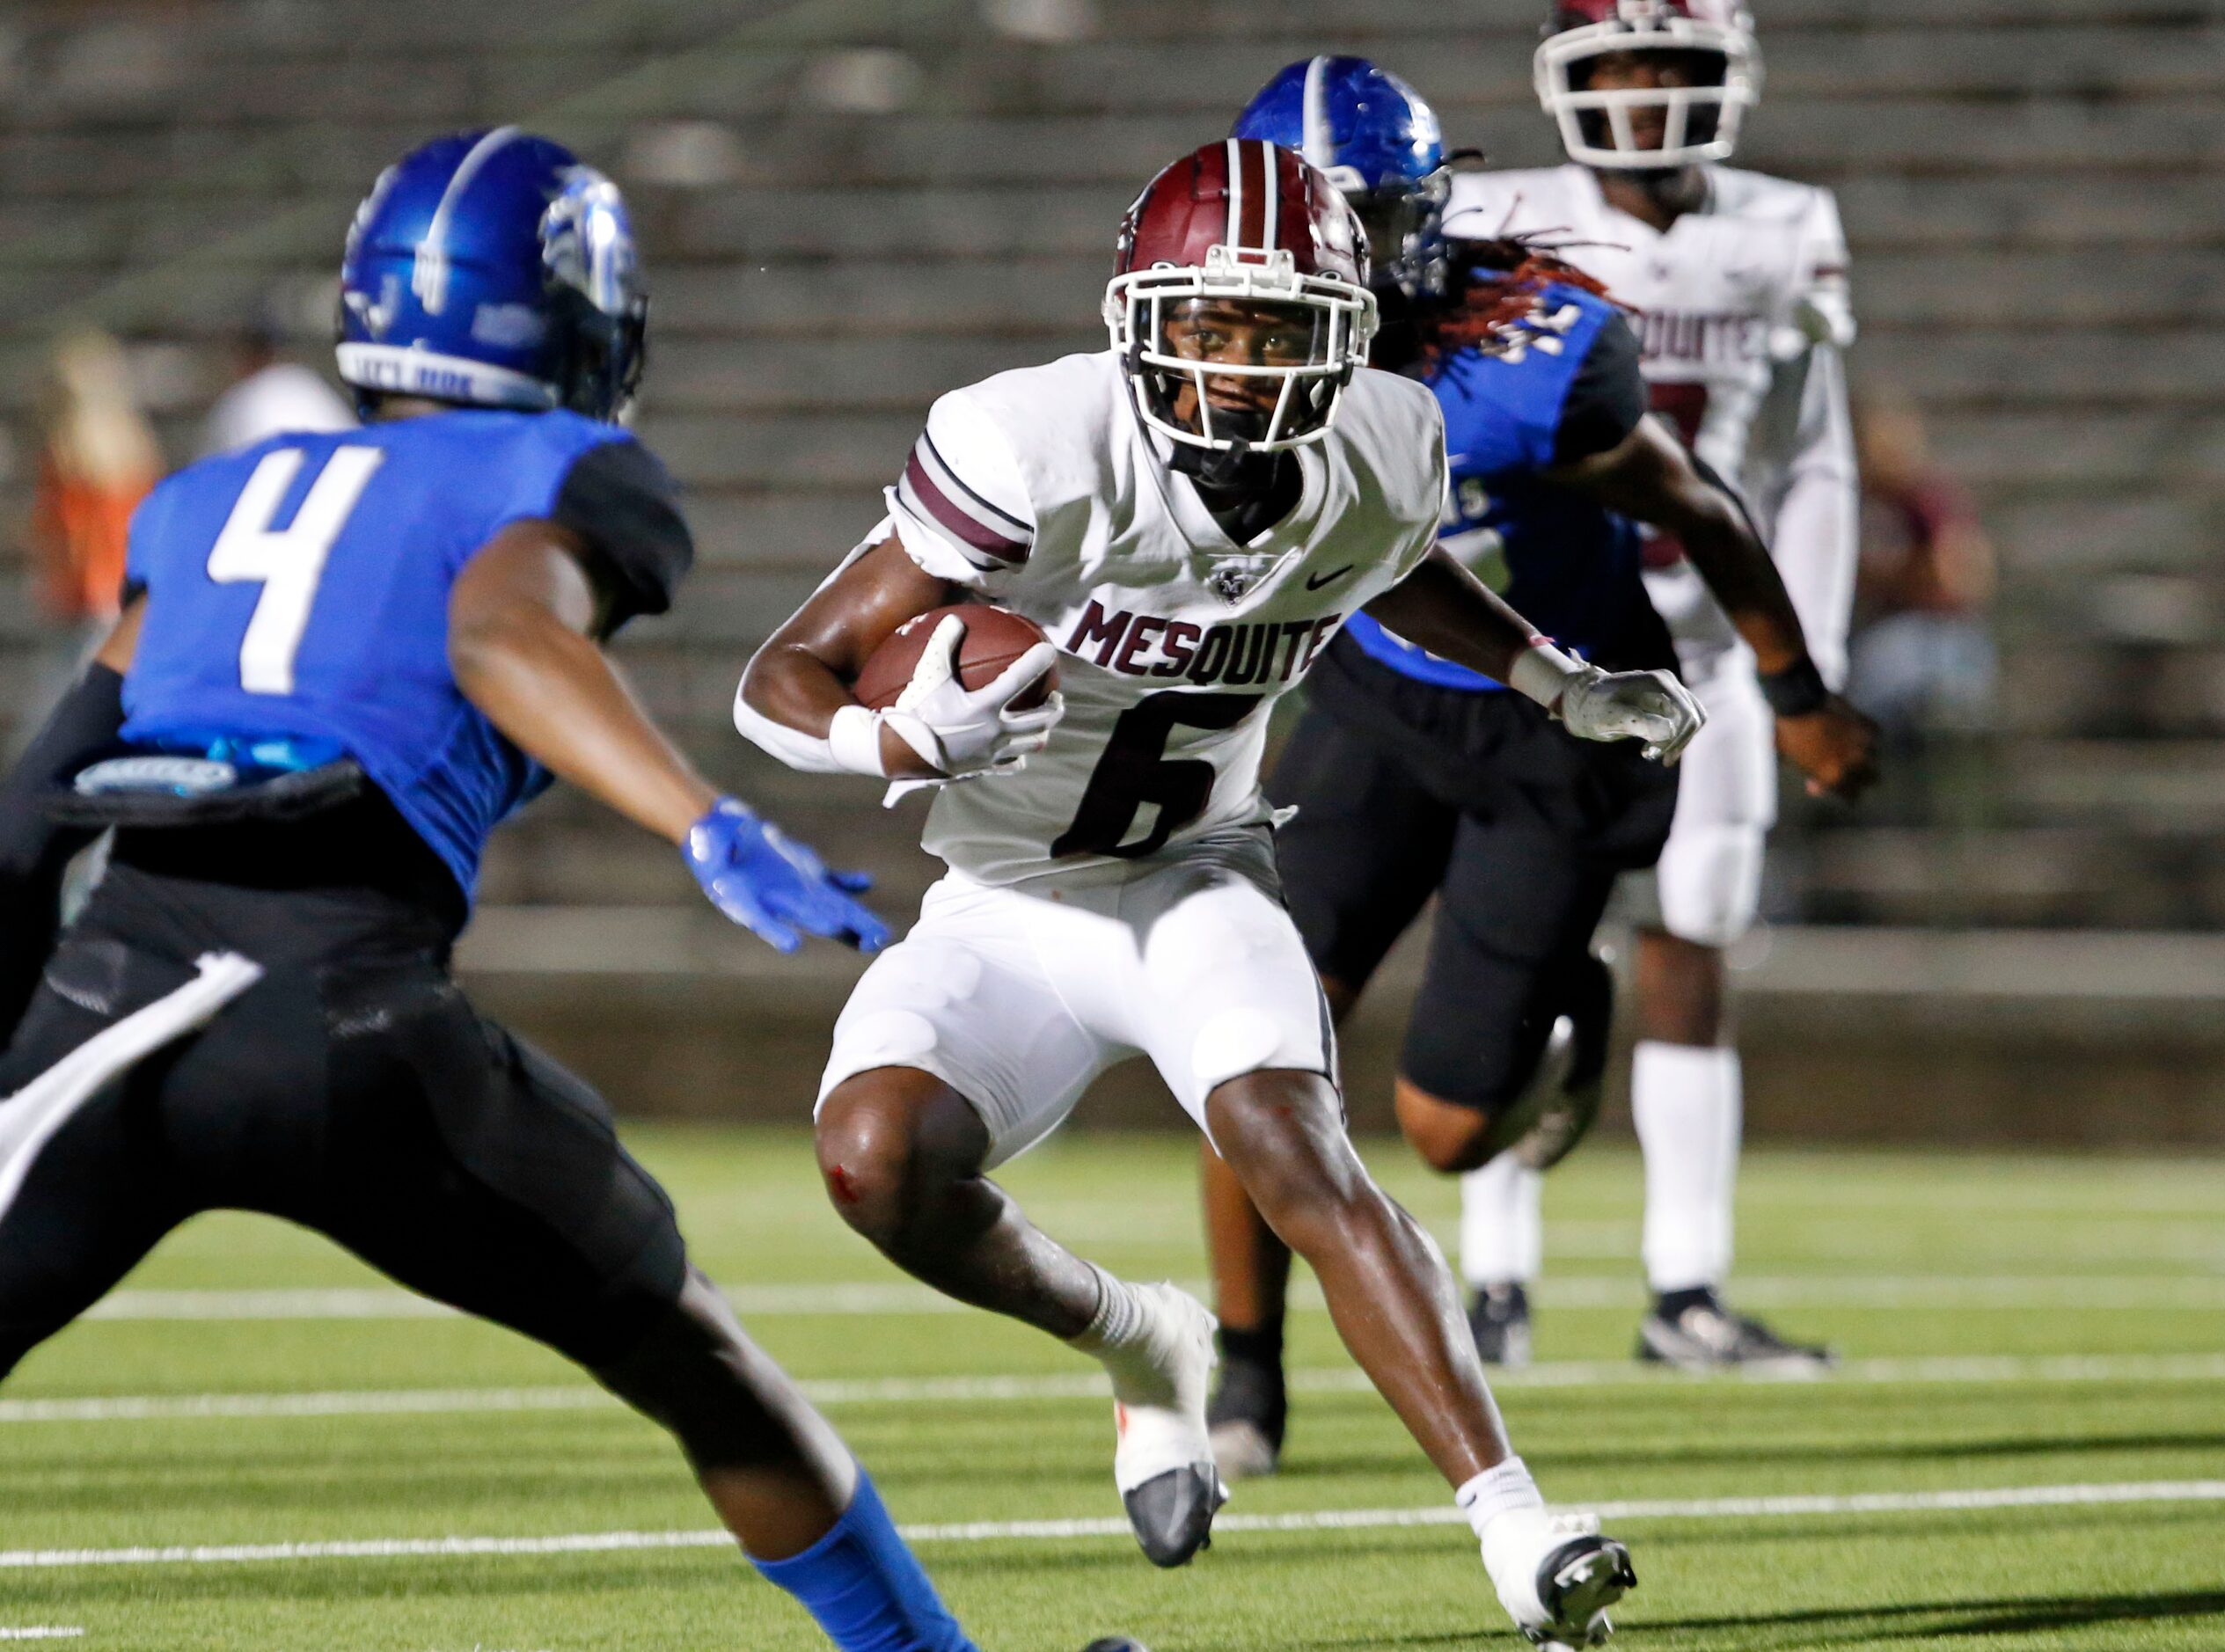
(205, 446, 385, 695)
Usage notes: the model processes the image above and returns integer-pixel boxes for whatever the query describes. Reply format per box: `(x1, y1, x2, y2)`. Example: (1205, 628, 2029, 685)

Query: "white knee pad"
(1654, 821, 1765, 949)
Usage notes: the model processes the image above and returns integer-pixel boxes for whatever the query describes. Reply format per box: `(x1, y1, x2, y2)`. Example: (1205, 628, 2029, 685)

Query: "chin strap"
(1172, 433, 1284, 493)
(1190, 435, 1255, 491)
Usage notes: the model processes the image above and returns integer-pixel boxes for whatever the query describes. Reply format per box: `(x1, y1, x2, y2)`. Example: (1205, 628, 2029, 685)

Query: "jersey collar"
(1141, 421, 1328, 559)
(1577, 159, 1718, 242)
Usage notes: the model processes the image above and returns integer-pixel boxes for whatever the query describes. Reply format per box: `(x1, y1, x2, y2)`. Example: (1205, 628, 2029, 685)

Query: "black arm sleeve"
(0, 664, 124, 1040)
(551, 438, 696, 635)
(1552, 312, 1649, 467)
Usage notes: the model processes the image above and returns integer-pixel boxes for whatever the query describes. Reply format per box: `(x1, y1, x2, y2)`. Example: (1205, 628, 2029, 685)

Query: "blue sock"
(750, 1471, 978, 1652)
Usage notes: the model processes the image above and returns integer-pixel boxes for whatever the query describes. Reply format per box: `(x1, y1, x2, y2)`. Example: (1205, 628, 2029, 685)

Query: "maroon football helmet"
(1535, 0, 1761, 169)
(1103, 138, 1377, 453)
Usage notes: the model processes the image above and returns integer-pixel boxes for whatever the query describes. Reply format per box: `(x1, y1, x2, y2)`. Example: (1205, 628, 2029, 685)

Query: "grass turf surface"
(3, 1129, 2221, 1651)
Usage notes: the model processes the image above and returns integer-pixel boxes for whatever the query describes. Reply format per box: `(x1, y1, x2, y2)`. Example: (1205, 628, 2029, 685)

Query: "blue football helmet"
(336, 128, 647, 421)
(1233, 57, 1449, 299)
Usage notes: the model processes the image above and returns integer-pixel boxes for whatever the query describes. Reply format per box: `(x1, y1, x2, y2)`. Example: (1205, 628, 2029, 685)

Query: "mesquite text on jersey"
(1065, 602, 1345, 685)
(1629, 310, 1771, 367)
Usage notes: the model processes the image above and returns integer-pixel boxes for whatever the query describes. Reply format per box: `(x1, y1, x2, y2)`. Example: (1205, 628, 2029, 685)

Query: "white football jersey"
(1446, 163, 1859, 682)
(880, 348, 1446, 886)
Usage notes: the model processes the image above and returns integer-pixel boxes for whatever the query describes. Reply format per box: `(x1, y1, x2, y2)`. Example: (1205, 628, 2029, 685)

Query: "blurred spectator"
(201, 307, 355, 456)
(28, 329, 157, 632)
(1847, 387, 1998, 741)
(18, 330, 159, 757)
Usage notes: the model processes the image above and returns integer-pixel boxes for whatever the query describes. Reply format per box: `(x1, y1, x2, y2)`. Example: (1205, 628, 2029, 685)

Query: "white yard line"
(5, 1480, 2224, 1570)
(9, 1351, 2225, 1427)
(0, 1387, 616, 1424)
(0, 1633, 84, 1641)
(85, 1290, 457, 1321)
(80, 1273, 2225, 1323)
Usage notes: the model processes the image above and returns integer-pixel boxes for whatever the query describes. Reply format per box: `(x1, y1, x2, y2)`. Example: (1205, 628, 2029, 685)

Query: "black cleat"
(1081, 1641, 1151, 1652)
(1511, 954, 1614, 1172)
(1481, 954, 1614, 1173)
(1121, 1462, 1226, 1568)
(1484, 1508, 1636, 1648)
(1469, 1283, 1533, 1368)
(1206, 1349, 1287, 1481)
(1636, 1290, 1833, 1373)
(1530, 1533, 1638, 1648)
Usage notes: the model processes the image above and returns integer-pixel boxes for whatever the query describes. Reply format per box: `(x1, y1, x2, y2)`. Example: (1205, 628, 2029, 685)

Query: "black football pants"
(0, 862, 689, 1385)
(1271, 641, 1680, 1117)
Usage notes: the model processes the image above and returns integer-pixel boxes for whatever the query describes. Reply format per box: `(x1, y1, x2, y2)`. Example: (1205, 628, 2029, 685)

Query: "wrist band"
(1506, 638, 1585, 710)
(827, 705, 887, 777)
(1760, 657, 1830, 718)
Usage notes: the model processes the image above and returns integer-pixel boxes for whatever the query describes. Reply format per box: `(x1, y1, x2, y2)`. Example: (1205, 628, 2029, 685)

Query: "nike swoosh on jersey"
(1305, 564, 1356, 590)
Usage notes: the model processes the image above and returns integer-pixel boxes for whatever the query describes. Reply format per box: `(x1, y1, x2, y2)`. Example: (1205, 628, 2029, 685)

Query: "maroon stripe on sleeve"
(902, 450, 1028, 564)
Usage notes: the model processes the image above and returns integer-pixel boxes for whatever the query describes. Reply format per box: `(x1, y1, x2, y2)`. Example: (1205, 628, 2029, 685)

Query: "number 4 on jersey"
(206, 446, 385, 695)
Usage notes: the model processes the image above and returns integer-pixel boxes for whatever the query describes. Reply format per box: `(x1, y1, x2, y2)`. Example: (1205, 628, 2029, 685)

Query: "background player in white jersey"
(736, 139, 1705, 1648)
(1446, 0, 1861, 1370)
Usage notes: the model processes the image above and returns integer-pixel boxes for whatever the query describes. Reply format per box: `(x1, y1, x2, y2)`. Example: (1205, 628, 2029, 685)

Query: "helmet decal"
(410, 125, 523, 318)
(1300, 55, 1336, 172)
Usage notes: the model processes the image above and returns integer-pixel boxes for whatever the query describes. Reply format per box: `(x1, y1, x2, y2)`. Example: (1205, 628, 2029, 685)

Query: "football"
(853, 603, 1058, 713)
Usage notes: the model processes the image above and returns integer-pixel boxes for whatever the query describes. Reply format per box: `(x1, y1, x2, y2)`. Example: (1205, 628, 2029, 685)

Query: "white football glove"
(882, 614, 1065, 778)
(1560, 664, 1705, 764)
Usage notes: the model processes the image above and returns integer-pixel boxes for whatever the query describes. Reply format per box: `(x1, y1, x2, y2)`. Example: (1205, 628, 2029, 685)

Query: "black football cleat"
(1469, 1282, 1534, 1369)
(1483, 1507, 1636, 1648)
(1122, 1461, 1226, 1568)
(1080, 1641, 1151, 1652)
(1107, 1283, 1224, 1566)
(1511, 954, 1614, 1172)
(1205, 1346, 1287, 1481)
(1481, 954, 1614, 1173)
(1636, 1290, 1834, 1373)
(1528, 1531, 1638, 1648)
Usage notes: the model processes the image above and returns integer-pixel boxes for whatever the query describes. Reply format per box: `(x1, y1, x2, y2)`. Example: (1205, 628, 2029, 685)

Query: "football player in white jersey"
(1444, 0, 1861, 1371)
(734, 140, 1703, 1648)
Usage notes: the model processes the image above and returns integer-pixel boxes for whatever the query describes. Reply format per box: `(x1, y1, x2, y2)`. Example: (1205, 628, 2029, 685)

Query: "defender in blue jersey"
(0, 131, 1122, 1652)
(1200, 61, 1877, 1481)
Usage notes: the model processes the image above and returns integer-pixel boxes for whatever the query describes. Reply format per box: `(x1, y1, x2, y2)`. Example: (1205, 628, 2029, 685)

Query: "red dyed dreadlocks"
(1421, 236, 1626, 368)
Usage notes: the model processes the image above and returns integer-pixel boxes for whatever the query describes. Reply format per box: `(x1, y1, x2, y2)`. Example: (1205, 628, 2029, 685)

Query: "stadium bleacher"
(3, 0, 2222, 1130)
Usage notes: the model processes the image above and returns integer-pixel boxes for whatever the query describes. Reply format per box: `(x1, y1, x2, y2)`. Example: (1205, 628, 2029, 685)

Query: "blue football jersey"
(1343, 282, 1652, 691)
(121, 408, 691, 902)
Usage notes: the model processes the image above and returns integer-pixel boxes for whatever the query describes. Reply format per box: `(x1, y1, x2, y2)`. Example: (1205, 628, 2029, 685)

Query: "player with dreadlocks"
(1198, 58, 1877, 1480)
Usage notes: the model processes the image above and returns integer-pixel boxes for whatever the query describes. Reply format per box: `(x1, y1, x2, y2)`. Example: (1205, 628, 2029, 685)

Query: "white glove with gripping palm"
(882, 614, 1065, 778)
(1509, 640, 1705, 764)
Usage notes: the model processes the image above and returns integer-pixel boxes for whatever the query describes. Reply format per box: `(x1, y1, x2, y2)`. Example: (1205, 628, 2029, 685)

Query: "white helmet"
(1534, 0, 1762, 170)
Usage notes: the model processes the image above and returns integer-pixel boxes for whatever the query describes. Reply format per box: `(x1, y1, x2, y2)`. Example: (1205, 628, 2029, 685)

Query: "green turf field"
(3, 1128, 2221, 1651)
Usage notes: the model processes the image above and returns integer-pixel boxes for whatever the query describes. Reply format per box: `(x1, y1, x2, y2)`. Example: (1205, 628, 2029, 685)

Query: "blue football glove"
(684, 798, 889, 955)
